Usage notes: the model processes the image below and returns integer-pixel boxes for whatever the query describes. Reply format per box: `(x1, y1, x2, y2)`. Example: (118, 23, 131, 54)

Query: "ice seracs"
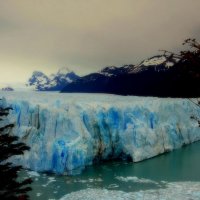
(1, 92, 200, 175)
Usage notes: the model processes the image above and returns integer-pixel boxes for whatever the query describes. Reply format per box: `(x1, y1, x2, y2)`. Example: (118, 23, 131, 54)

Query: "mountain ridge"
(61, 55, 200, 97)
(27, 67, 79, 91)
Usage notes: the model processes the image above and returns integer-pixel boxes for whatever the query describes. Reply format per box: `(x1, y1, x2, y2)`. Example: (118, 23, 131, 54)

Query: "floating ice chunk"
(59, 182, 200, 200)
(36, 193, 42, 197)
(115, 176, 158, 184)
(27, 171, 40, 177)
(108, 184, 119, 189)
(42, 177, 56, 187)
(73, 178, 103, 184)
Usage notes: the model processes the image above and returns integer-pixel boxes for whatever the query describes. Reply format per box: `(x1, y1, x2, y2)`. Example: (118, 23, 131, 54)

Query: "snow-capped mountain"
(48, 68, 79, 90)
(62, 56, 175, 93)
(27, 67, 79, 91)
(61, 64, 135, 93)
(61, 54, 200, 97)
(131, 55, 177, 73)
(99, 64, 134, 76)
(0, 82, 33, 91)
(27, 71, 49, 90)
(1, 87, 14, 91)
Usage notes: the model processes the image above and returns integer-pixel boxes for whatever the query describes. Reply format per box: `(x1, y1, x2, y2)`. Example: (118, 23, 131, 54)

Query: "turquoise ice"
(1, 92, 200, 174)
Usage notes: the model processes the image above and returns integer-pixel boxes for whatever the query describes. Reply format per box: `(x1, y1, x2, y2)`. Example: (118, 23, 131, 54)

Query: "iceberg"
(0, 91, 200, 174)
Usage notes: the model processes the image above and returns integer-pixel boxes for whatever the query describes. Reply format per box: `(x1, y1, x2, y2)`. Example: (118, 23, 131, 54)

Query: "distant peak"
(49, 73, 56, 80)
(139, 55, 167, 67)
(101, 66, 117, 72)
(57, 67, 72, 75)
(32, 71, 46, 76)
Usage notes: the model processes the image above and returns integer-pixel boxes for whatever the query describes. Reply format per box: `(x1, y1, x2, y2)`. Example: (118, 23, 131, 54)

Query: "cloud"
(0, 0, 200, 83)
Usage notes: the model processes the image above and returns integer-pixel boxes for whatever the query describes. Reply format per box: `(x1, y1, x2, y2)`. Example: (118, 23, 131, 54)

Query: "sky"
(0, 0, 200, 83)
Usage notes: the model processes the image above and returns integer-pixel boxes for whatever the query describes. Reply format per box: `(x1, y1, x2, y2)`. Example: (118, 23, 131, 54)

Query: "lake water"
(1, 91, 199, 199)
(20, 141, 200, 200)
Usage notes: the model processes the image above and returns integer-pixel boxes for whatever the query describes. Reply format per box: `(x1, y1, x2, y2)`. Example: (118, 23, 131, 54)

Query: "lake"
(21, 141, 200, 200)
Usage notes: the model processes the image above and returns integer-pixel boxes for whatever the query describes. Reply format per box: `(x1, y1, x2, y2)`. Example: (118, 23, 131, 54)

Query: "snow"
(49, 74, 56, 80)
(99, 72, 114, 77)
(37, 76, 48, 85)
(26, 67, 77, 91)
(0, 92, 200, 174)
(99, 66, 117, 76)
(65, 77, 72, 83)
(130, 56, 176, 73)
(27, 71, 49, 90)
(165, 61, 174, 67)
(109, 66, 117, 70)
(59, 182, 200, 200)
(57, 67, 71, 75)
(49, 80, 57, 87)
(140, 56, 166, 67)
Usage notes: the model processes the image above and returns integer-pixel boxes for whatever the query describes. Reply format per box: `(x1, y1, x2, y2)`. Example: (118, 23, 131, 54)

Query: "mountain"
(131, 55, 178, 73)
(61, 55, 200, 97)
(61, 64, 134, 93)
(27, 67, 79, 91)
(99, 65, 134, 76)
(1, 87, 14, 91)
(27, 71, 49, 90)
(0, 82, 32, 91)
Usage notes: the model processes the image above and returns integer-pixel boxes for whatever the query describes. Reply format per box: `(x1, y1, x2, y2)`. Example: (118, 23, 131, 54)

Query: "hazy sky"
(0, 0, 200, 83)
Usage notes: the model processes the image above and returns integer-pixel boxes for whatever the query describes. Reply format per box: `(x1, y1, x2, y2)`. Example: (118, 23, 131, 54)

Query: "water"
(20, 141, 200, 199)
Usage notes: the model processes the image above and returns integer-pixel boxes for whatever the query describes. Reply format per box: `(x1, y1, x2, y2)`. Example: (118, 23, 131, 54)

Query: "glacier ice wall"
(1, 92, 200, 174)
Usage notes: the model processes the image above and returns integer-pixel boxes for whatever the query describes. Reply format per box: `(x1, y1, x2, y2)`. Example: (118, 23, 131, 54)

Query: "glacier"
(0, 91, 200, 175)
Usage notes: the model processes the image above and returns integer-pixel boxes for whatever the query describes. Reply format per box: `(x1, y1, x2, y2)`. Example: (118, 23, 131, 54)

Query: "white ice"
(0, 91, 199, 174)
(59, 182, 200, 200)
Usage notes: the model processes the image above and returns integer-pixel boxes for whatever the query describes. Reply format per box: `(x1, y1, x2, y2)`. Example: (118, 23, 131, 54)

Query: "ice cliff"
(0, 92, 200, 174)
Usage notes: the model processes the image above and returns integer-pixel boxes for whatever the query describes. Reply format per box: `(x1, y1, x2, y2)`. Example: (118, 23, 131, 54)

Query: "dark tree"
(0, 102, 32, 200)
(162, 38, 200, 124)
(161, 38, 200, 79)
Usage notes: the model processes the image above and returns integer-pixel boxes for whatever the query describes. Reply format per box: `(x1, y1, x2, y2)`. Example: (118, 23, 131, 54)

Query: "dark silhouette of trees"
(161, 38, 200, 79)
(0, 100, 32, 200)
(62, 39, 200, 97)
(162, 38, 200, 61)
(161, 38, 200, 124)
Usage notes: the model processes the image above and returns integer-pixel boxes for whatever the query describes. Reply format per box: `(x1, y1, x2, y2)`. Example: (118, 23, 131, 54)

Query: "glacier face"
(0, 92, 200, 175)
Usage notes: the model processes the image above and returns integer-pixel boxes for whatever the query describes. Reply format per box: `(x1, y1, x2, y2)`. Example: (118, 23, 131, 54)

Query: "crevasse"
(0, 92, 200, 175)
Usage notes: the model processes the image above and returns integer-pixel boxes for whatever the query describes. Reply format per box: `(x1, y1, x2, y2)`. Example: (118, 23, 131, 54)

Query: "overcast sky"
(0, 0, 200, 83)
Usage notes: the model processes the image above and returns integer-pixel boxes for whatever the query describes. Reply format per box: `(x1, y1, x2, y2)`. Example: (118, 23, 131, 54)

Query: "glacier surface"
(0, 91, 200, 174)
